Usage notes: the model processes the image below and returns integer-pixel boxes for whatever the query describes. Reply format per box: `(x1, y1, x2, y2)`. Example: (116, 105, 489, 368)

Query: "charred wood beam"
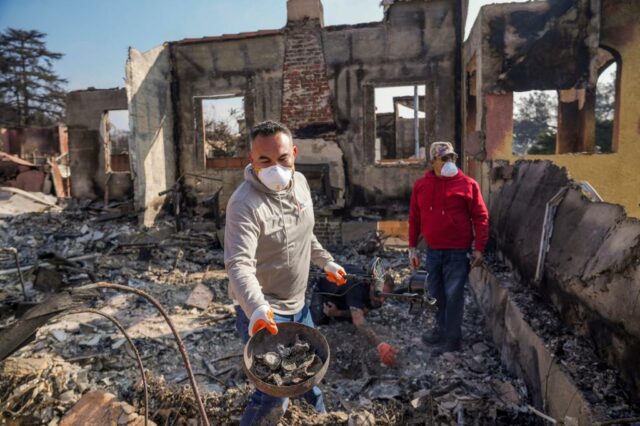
(0, 287, 99, 360)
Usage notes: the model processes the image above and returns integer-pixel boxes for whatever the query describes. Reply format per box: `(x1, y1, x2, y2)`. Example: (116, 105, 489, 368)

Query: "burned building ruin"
(2, 0, 640, 424)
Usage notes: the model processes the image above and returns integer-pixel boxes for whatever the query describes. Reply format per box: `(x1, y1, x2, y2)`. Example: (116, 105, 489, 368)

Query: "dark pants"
(235, 305, 326, 426)
(426, 248, 470, 342)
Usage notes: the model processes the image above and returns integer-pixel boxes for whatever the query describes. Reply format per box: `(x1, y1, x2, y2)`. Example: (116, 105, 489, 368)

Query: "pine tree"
(0, 28, 67, 127)
(513, 91, 557, 155)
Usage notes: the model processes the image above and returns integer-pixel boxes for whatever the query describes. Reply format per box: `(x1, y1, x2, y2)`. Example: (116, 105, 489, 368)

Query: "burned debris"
(0, 207, 503, 424)
(0, 128, 71, 199)
(2, 203, 638, 425)
(251, 337, 322, 387)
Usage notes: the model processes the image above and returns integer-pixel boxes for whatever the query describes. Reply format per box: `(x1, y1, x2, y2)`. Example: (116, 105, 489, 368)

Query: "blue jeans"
(425, 248, 470, 342)
(235, 305, 326, 426)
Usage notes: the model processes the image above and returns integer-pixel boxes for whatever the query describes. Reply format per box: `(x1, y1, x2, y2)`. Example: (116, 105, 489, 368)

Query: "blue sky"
(0, 0, 525, 91)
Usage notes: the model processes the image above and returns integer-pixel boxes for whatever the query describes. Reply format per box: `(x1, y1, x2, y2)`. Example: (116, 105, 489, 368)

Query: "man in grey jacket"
(224, 120, 346, 426)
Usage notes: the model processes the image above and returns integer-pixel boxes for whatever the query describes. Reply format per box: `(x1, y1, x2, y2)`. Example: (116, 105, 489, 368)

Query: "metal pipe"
(59, 308, 149, 426)
(414, 85, 420, 159)
(80, 282, 210, 426)
(376, 292, 437, 305)
(0, 253, 97, 276)
(0, 248, 27, 299)
(527, 404, 557, 424)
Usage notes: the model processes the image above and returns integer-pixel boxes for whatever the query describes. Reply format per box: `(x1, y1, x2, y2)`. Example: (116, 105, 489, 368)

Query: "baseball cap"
(429, 141, 457, 160)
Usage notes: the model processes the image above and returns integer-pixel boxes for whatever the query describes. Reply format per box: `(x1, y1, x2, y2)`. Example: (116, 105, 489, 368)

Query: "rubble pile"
(0, 356, 89, 424)
(129, 373, 249, 425)
(1, 206, 638, 424)
(0, 200, 223, 308)
(485, 254, 639, 422)
(128, 373, 395, 426)
(129, 371, 406, 426)
(315, 251, 541, 425)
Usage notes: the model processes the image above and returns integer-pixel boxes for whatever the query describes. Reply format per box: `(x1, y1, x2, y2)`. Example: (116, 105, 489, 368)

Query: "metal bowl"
(243, 322, 330, 398)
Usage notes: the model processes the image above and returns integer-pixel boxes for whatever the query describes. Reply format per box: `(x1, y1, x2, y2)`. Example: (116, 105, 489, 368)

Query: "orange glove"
(324, 261, 347, 285)
(377, 342, 398, 367)
(249, 305, 278, 337)
(409, 248, 420, 270)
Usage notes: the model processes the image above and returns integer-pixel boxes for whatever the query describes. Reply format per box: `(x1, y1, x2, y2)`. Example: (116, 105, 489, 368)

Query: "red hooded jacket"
(409, 169, 489, 252)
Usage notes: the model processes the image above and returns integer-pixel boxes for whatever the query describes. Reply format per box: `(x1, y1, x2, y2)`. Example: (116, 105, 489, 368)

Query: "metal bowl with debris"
(243, 322, 330, 398)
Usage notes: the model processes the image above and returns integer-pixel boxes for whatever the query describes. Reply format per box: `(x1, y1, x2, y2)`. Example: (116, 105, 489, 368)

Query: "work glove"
(324, 261, 347, 285)
(248, 305, 278, 337)
(377, 342, 399, 367)
(408, 248, 420, 270)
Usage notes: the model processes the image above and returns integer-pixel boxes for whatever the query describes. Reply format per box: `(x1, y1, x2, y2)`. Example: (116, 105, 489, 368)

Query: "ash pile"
(1, 206, 631, 425)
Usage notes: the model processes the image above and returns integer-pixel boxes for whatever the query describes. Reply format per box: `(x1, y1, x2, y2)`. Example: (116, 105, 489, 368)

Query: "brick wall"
(281, 19, 336, 139)
(313, 216, 342, 247)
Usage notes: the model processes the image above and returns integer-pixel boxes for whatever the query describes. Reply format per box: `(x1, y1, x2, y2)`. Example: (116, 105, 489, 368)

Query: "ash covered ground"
(0, 205, 609, 425)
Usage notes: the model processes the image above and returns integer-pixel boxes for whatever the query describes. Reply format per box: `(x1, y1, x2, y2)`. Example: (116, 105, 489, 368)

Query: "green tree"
(0, 28, 67, 127)
(595, 76, 615, 153)
(512, 91, 557, 155)
(204, 107, 246, 158)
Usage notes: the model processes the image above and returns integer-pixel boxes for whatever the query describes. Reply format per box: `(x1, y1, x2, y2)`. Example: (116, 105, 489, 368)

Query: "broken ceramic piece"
(252, 336, 319, 386)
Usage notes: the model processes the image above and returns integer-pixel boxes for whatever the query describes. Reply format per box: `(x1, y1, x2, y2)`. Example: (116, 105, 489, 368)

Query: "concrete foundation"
(484, 160, 640, 400)
(469, 264, 617, 424)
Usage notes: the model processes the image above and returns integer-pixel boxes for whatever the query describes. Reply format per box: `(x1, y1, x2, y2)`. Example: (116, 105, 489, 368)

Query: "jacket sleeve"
(468, 180, 489, 253)
(408, 181, 421, 248)
(310, 234, 334, 269)
(223, 198, 268, 318)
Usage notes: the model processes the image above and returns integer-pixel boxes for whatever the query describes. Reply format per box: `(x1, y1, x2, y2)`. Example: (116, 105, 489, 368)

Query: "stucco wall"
(162, 0, 459, 208)
(464, 0, 640, 218)
(126, 45, 176, 225)
(66, 88, 132, 200)
(169, 33, 285, 208)
(323, 0, 458, 205)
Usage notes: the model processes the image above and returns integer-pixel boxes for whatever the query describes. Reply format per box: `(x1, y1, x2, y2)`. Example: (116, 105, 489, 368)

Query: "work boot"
(431, 338, 461, 357)
(421, 328, 443, 345)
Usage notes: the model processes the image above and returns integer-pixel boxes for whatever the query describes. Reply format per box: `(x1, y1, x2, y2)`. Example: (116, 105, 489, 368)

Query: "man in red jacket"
(408, 141, 489, 355)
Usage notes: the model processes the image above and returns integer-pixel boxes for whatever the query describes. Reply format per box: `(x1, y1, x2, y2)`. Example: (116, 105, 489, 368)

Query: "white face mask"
(441, 161, 458, 177)
(257, 164, 293, 192)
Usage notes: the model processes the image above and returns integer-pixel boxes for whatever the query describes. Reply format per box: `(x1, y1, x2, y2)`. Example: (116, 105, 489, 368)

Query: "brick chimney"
(281, 0, 336, 139)
(287, 0, 324, 26)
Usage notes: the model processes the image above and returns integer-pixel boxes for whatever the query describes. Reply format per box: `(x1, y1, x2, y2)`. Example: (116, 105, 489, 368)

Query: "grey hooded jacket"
(224, 164, 334, 316)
